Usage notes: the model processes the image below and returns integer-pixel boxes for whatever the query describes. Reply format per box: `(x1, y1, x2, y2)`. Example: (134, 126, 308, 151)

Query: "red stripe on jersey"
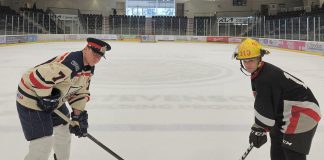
(76, 72, 92, 77)
(86, 96, 90, 102)
(57, 52, 69, 63)
(286, 110, 300, 134)
(21, 78, 31, 90)
(29, 72, 51, 89)
(286, 106, 321, 134)
(303, 109, 321, 122)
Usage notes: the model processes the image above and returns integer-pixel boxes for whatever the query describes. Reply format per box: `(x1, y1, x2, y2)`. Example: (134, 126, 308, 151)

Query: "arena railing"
(2, 14, 324, 42)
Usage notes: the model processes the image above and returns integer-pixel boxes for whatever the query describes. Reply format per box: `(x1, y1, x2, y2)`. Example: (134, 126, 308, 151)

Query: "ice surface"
(0, 41, 323, 160)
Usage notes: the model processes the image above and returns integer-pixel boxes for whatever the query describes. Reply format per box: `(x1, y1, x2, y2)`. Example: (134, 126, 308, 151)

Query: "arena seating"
(79, 14, 103, 34)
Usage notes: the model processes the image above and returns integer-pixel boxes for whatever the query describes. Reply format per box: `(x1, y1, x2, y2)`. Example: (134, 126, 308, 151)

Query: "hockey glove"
(37, 88, 61, 113)
(249, 126, 267, 148)
(69, 111, 88, 138)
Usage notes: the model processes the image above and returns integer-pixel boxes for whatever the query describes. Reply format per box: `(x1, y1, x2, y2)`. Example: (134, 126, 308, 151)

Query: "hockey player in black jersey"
(233, 38, 321, 160)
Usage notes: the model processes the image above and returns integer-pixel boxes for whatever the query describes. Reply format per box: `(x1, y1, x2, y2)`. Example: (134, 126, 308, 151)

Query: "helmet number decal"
(240, 49, 251, 57)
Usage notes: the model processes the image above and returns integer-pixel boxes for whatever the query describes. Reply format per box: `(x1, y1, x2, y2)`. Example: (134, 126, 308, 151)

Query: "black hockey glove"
(69, 111, 88, 138)
(249, 126, 267, 148)
(37, 88, 61, 113)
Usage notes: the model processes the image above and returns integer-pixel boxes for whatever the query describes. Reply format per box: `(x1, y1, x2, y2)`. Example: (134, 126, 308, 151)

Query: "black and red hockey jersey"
(251, 61, 321, 134)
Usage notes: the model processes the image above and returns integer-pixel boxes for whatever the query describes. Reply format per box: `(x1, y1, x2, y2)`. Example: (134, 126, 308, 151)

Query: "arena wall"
(1, 34, 323, 56)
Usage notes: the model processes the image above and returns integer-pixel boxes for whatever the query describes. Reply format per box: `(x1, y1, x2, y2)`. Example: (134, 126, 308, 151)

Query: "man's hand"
(69, 110, 88, 137)
(37, 88, 60, 113)
(249, 126, 267, 148)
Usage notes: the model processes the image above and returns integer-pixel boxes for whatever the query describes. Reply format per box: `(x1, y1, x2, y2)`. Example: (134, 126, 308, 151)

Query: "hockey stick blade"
(53, 109, 125, 160)
(239, 143, 254, 160)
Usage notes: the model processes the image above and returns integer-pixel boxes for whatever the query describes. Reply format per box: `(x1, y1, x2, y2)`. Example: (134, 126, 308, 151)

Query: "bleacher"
(108, 15, 145, 35)
(193, 16, 214, 36)
(2, 3, 324, 41)
(80, 14, 103, 34)
(264, 7, 324, 40)
(0, 4, 65, 35)
(152, 16, 187, 35)
(20, 7, 64, 34)
(0, 5, 22, 35)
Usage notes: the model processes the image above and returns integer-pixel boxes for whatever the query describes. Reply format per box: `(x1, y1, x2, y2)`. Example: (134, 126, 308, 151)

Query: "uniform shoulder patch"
(71, 60, 80, 71)
(61, 51, 83, 73)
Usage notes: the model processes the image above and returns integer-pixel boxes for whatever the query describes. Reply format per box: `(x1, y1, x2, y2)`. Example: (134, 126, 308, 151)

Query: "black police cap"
(86, 37, 111, 58)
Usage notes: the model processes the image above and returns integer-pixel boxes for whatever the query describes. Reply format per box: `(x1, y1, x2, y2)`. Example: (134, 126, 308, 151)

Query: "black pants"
(17, 102, 70, 141)
(270, 126, 306, 160)
(271, 137, 306, 160)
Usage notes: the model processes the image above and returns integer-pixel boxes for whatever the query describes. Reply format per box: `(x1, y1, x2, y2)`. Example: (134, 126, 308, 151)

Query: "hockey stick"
(53, 109, 125, 160)
(239, 143, 254, 160)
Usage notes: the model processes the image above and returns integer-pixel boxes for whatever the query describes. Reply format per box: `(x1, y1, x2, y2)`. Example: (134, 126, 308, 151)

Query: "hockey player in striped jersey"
(233, 38, 321, 160)
(16, 38, 111, 160)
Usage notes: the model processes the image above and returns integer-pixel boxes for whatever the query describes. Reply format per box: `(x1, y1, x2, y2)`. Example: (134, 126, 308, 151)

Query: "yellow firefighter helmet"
(233, 38, 269, 60)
